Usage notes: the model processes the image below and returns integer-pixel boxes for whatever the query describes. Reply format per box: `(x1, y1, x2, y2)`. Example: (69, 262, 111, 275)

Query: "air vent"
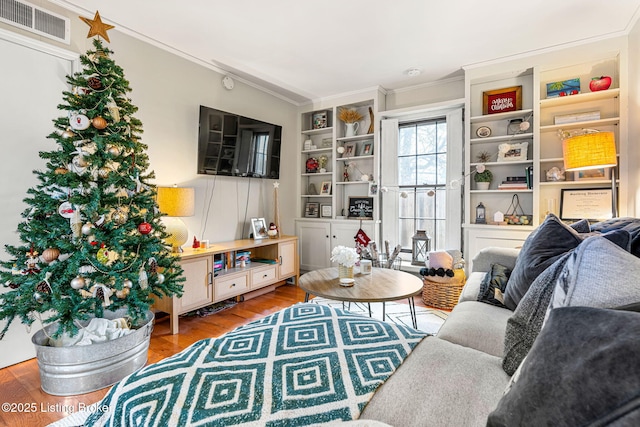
(0, 0, 69, 44)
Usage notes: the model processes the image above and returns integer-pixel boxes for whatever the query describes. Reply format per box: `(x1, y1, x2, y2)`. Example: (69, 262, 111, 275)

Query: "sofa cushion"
(458, 271, 485, 303)
(477, 263, 510, 308)
(361, 337, 510, 427)
(569, 218, 591, 233)
(503, 214, 583, 310)
(488, 307, 640, 427)
(437, 301, 512, 357)
(548, 232, 639, 312)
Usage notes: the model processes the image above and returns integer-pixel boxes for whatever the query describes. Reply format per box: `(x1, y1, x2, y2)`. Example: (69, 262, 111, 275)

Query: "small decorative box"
(546, 78, 580, 98)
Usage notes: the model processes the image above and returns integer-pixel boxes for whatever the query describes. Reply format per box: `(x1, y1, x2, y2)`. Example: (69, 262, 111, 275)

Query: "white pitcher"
(345, 122, 359, 137)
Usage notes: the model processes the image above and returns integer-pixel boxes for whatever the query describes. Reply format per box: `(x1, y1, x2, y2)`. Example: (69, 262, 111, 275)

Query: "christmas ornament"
(81, 222, 94, 235)
(69, 113, 91, 130)
(23, 248, 40, 274)
(147, 257, 158, 273)
(54, 167, 69, 175)
(138, 267, 148, 290)
(42, 248, 61, 263)
(156, 273, 165, 284)
(116, 288, 129, 298)
(96, 246, 117, 265)
(92, 116, 108, 129)
(87, 76, 102, 90)
(72, 155, 88, 168)
(106, 144, 122, 157)
(70, 275, 86, 290)
(106, 96, 121, 122)
(33, 292, 44, 304)
(123, 279, 133, 288)
(91, 284, 113, 307)
(61, 128, 76, 139)
(70, 209, 82, 239)
(138, 222, 152, 234)
(80, 11, 115, 43)
(36, 274, 52, 294)
(111, 207, 128, 225)
(98, 167, 111, 178)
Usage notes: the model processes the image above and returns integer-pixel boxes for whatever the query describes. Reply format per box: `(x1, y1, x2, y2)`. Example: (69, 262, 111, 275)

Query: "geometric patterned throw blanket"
(85, 303, 427, 426)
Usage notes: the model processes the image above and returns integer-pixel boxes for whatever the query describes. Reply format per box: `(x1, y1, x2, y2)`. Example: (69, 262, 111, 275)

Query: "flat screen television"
(197, 105, 282, 179)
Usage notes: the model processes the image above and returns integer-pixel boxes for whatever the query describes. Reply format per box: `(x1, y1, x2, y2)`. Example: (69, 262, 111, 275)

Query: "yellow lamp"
(562, 131, 617, 217)
(157, 186, 195, 252)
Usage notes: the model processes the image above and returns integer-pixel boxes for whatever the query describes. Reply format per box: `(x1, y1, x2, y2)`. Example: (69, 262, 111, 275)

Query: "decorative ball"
(87, 76, 102, 89)
(123, 279, 133, 289)
(81, 223, 94, 235)
(116, 288, 129, 298)
(138, 222, 152, 235)
(97, 247, 110, 264)
(107, 144, 122, 157)
(54, 167, 69, 175)
(112, 208, 128, 225)
(70, 275, 86, 290)
(156, 273, 165, 284)
(42, 248, 60, 263)
(92, 116, 108, 129)
(98, 167, 111, 178)
(61, 128, 76, 139)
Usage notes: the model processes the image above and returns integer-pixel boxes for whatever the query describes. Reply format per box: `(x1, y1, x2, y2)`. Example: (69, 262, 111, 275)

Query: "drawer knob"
(230, 283, 235, 288)
(263, 274, 268, 278)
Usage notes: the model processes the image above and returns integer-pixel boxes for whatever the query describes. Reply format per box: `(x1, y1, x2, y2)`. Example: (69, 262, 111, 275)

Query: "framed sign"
(560, 188, 613, 221)
(483, 86, 522, 115)
(347, 197, 374, 219)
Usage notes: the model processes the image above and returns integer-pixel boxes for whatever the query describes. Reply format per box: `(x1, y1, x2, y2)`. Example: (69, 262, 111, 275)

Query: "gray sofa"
(360, 247, 519, 426)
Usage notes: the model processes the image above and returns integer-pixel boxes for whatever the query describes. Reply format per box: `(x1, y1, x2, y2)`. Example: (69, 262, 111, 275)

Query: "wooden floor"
(0, 283, 430, 427)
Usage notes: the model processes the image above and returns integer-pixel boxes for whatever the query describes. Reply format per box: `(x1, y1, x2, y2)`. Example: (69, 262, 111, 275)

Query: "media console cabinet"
(154, 235, 299, 334)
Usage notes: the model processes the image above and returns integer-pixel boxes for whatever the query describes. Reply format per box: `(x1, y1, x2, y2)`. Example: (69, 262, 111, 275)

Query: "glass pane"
(398, 126, 416, 156)
(436, 121, 447, 153)
(398, 192, 414, 217)
(416, 191, 434, 219)
(417, 123, 436, 154)
(398, 157, 416, 185)
(434, 219, 446, 251)
(415, 220, 435, 242)
(435, 188, 447, 218)
(437, 153, 447, 185)
(417, 154, 436, 185)
(399, 218, 414, 250)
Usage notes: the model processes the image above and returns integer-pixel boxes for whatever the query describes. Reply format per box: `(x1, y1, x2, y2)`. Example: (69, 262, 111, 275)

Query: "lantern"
(476, 202, 486, 224)
(411, 230, 431, 266)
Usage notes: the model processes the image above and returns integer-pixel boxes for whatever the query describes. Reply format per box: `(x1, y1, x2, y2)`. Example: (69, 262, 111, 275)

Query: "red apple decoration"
(589, 76, 612, 92)
(138, 222, 152, 235)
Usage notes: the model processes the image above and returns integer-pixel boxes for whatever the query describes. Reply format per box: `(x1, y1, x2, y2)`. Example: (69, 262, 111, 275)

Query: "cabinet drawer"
(251, 266, 277, 288)
(215, 274, 249, 300)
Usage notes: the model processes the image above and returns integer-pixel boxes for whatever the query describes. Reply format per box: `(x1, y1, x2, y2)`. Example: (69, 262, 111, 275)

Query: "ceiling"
(52, 0, 640, 105)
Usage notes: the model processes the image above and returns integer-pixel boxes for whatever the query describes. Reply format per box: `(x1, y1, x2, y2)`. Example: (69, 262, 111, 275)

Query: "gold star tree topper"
(80, 11, 115, 43)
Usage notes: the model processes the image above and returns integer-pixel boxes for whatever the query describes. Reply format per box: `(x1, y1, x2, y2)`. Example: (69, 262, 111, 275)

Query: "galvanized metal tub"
(31, 309, 154, 396)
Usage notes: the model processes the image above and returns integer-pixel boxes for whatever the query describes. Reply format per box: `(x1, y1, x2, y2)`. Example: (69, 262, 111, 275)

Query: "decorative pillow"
(569, 218, 590, 233)
(503, 214, 584, 310)
(488, 307, 640, 427)
(548, 232, 638, 313)
(501, 253, 570, 375)
(589, 217, 640, 257)
(477, 263, 511, 308)
(502, 230, 634, 375)
(428, 251, 453, 269)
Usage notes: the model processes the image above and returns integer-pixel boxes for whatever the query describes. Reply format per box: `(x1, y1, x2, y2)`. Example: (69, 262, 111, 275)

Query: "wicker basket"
(422, 269, 466, 310)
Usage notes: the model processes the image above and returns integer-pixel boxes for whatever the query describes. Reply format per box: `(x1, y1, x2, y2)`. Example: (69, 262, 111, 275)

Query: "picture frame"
(321, 137, 333, 148)
(304, 202, 320, 218)
(498, 142, 528, 162)
(320, 181, 332, 195)
(342, 142, 356, 158)
(347, 196, 374, 219)
(369, 181, 378, 196)
(483, 85, 522, 115)
(574, 167, 611, 181)
(360, 141, 373, 156)
(560, 188, 613, 221)
(251, 217, 268, 239)
(320, 204, 332, 218)
(312, 111, 328, 129)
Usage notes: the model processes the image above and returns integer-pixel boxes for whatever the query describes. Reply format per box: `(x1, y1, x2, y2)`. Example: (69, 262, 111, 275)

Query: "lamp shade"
(156, 187, 195, 217)
(562, 131, 617, 171)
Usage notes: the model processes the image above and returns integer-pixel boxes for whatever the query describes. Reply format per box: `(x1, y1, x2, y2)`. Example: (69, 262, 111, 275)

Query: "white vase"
(345, 122, 359, 137)
(476, 182, 490, 190)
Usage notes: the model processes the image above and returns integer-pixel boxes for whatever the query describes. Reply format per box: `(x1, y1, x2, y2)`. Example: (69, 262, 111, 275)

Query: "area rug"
(79, 303, 427, 426)
(310, 297, 448, 336)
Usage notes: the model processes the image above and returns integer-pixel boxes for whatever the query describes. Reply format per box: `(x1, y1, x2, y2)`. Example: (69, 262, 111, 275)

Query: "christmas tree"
(0, 17, 183, 340)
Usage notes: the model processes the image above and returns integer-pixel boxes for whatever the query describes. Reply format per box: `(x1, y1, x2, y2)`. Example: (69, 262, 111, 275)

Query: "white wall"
(628, 19, 640, 215)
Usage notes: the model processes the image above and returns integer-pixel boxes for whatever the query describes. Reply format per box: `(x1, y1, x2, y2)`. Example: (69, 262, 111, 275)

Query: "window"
(398, 118, 447, 253)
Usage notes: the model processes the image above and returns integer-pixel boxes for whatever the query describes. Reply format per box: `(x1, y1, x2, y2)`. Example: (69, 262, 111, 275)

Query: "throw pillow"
(488, 307, 640, 427)
(569, 218, 590, 233)
(548, 232, 638, 312)
(502, 230, 633, 376)
(503, 213, 584, 310)
(590, 217, 640, 257)
(477, 263, 511, 308)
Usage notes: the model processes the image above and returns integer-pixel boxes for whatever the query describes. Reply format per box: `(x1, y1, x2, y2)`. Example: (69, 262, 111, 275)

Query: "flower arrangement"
(330, 245, 359, 267)
(338, 108, 363, 123)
